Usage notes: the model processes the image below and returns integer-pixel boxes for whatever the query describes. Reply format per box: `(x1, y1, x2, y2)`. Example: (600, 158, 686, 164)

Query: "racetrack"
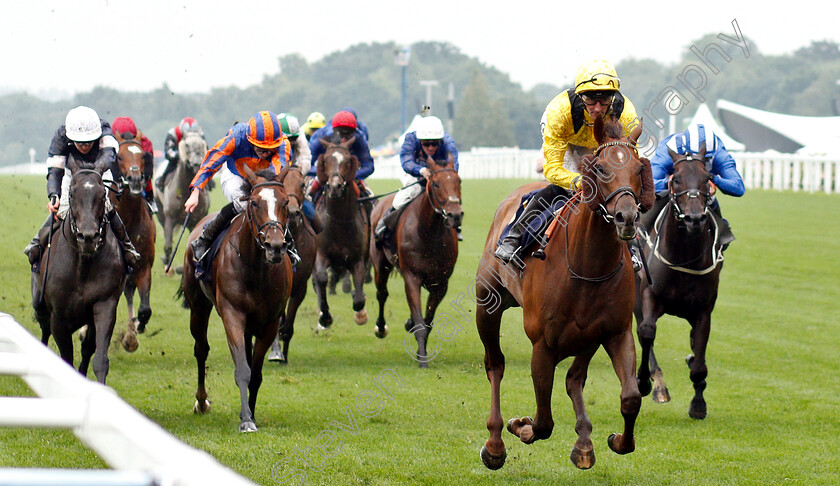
(1, 175, 838, 485)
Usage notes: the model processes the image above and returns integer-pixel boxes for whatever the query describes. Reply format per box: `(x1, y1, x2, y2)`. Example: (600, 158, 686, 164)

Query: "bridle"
(425, 167, 461, 218)
(244, 181, 289, 251)
(591, 141, 642, 224)
(668, 154, 713, 222)
(117, 139, 144, 190)
(66, 169, 108, 254)
(323, 146, 354, 197)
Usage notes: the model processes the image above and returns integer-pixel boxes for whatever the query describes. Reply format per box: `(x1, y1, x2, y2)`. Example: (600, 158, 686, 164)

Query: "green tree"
(455, 70, 516, 149)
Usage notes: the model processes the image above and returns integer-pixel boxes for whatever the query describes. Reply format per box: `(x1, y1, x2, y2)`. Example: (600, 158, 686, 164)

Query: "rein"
(425, 168, 460, 216)
(561, 194, 626, 282)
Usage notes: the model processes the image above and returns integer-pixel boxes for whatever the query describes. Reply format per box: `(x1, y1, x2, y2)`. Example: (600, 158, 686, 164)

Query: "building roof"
(687, 103, 745, 152)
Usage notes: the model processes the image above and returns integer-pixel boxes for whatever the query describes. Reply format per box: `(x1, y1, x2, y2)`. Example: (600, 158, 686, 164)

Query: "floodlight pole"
(395, 46, 411, 133)
(420, 80, 439, 115)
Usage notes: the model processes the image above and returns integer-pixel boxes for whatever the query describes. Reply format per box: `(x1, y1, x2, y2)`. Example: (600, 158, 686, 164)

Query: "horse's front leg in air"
(687, 313, 711, 419)
(312, 255, 332, 330)
(351, 259, 368, 325)
(636, 289, 663, 398)
(402, 272, 429, 367)
(509, 339, 557, 447)
(604, 328, 641, 456)
(564, 349, 597, 469)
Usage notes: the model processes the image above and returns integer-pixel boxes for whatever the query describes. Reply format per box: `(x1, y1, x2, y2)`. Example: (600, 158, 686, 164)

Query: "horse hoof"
(374, 325, 388, 339)
(652, 386, 671, 403)
(685, 354, 695, 368)
(136, 322, 146, 334)
(608, 433, 634, 455)
(315, 323, 331, 334)
(637, 377, 652, 397)
(267, 349, 284, 362)
(354, 309, 368, 325)
(404, 318, 413, 332)
(689, 399, 707, 420)
(318, 312, 333, 328)
(239, 421, 258, 433)
(193, 400, 211, 414)
(505, 417, 533, 437)
(121, 332, 139, 353)
(570, 446, 596, 469)
(78, 325, 88, 342)
(480, 445, 506, 470)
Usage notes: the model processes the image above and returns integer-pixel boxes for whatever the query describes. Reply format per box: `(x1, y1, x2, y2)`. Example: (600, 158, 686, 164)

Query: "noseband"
(324, 147, 353, 196)
(668, 155, 712, 221)
(67, 169, 108, 254)
(117, 139, 144, 188)
(591, 141, 641, 223)
(246, 181, 288, 250)
(425, 167, 461, 217)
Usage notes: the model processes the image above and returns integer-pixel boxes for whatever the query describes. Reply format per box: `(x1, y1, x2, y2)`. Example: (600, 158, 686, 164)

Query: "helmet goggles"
(575, 73, 621, 92)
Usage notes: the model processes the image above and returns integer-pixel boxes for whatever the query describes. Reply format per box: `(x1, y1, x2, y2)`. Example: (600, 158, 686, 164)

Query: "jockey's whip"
(165, 212, 192, 273)
(38, 215, 56, 306)
(357, 180, 423, 202)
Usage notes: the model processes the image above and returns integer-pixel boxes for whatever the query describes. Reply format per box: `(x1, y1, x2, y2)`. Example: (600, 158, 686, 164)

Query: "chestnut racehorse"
(180, 165, 293, 432)
(475, 118, 654, 470)
(113, 133, 156, 345)
(635, 144, 724, 419)
(369, 157, 463, 367)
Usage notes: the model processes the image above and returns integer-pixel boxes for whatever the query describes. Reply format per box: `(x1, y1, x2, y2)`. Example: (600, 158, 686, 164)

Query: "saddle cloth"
(497, 189, 571, 254)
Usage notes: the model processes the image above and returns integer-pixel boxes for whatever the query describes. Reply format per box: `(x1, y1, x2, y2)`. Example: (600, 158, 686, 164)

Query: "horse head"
(317, 138, 359, 199)
(279, 164, 307, 228)
(667, 144, 713, 234)
(427, 154, 463, 229)
(179, 131, 207, 171)
(115, 132, 146, 195)
(240, 164, 291, 264)
(66, 156, 109, 256)
(579, 117, 654, 240)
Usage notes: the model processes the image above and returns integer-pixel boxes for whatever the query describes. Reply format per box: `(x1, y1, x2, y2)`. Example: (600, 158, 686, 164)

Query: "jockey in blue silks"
(306, 110, 375, 202)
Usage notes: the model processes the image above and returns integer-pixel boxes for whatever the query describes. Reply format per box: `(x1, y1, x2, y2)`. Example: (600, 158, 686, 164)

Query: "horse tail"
(174, 284, 189, 308)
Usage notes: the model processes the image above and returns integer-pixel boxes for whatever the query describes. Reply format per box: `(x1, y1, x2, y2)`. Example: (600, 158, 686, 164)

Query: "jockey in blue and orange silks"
(184, 111, 296, 264)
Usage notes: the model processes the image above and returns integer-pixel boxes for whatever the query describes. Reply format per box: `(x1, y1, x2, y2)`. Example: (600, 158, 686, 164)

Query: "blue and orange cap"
(247, 111, 284, 149)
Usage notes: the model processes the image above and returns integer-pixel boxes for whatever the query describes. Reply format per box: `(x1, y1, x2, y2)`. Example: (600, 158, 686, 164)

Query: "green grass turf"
(1, 175, 838, 485)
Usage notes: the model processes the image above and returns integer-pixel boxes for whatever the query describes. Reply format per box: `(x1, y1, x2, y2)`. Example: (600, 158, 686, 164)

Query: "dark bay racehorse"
(475, 118, 654, 470)
(113, 134, 156, 343)
(32, 157, 126, 384)
(268, 164, 317, 364)
(369, 158, 463, 367)
(180, 165, 294, 432)
(635, 144, 724, 419)
(312, 139, 369, 330)
(156, 130, 209, 275)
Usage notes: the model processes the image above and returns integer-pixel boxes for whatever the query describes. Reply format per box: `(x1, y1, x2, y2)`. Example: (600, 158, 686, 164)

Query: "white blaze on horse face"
(332, 151, 345, 165)
(259, 188, 280, 221)
(127, 145, 143, 155)
(84, 181, 96, 190)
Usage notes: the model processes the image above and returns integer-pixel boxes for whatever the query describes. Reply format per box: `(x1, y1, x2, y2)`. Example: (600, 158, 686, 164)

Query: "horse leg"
(371, 241, 391, 339)
(509, 339, 557, 446)
(476, 289, 507, 470)
(220, 308, 256, 432)
(78, 323, 96, 378)
(248, 323, 279, 426)
(91, 300, 119, 385)
(563, 349, 597, 469)
(686, 313, 711, 419)
(190, 300, 213, 415)
(312, 255, 332, 330)
(136, 267, 152, 334)
(649, 345, 670, 403)
(351, 259, 367, 325)
(121, 276, 139, 352)
(402, 272, 428, 367)
(636, 288, 664, 398)
(51, 322, 74, 368)
(162, 217, 174, 270)
(603, 328, 641, 457)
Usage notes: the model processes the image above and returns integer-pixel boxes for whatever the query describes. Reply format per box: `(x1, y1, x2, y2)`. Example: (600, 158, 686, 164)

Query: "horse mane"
(638, 157, 655, 212)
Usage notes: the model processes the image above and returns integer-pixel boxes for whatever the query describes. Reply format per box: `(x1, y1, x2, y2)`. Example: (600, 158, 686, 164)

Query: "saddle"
(194, 218, 237, 281)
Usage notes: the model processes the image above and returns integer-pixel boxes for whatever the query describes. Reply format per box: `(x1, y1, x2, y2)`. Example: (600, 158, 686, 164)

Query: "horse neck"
(229, 214, 268, 269)
(659, 203, 714, 264)
(563, 205, 624, 271)
(415, 190, 448, 237)
(324, 186, 359, 219)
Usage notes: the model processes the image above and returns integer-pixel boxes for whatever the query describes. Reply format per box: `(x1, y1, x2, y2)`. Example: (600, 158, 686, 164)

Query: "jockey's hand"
(184, 188, 201, 213)
(709, 181, 717, 195)
(419, 167, 431, 180)
(47, 195, 59, 215)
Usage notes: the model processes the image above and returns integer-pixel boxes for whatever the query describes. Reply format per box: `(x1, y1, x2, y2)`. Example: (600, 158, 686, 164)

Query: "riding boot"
(143, 187, 158, 214)
(495, 193, 550, 264)
(628, 243, 643, 272)
(155, 160, 176, 191)
(374, 205, 402, 242)
(24, 215, 57, 266)
(456, 225, 463, 241)
(108, 209, 141, 268)
(285, 231, 302, 267)
(191, 202, 238, 263)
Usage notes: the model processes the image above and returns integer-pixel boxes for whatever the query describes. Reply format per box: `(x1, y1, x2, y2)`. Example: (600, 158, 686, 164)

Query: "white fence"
(0, 313, 255, 486)
(373, 148, 840, 194)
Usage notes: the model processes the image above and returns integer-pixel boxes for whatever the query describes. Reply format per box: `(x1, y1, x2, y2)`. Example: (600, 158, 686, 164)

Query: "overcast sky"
(2, 1, 836, 99)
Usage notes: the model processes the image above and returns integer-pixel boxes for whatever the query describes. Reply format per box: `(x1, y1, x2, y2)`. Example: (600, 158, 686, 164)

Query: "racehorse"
(113, 133, 156, 343)
(155, 130, 209, 275)
(634, 144, 724, 419)
(31, 156, 126, 384)
(312, 139, 369, 330)
(180, 165, 293, 432)
(369, 157, 463, 367)
(268, 164, 317, 364)
(475, 117, 654, 470)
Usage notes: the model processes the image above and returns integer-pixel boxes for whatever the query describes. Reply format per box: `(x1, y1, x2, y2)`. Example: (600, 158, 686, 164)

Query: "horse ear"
(668, 147, 680, 161)
(639, 157, 655, 212)
(628, 122, 642, 145)
(320, 137, 334, 149)
(66, 154, 81, 174)
(697, 141, 707, 160)
(342, 135, 356, 148)
(277, 165, 290, 183)
(593, 116, 606, 144)
(315, 154, 327, 182)
(240, 162, 259, 186)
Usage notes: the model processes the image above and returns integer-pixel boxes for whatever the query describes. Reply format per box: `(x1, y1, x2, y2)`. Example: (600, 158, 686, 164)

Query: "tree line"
(1, 37, 838, 167)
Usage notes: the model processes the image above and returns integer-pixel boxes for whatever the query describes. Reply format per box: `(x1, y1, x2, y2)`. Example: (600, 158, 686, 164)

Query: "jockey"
(335, 107, 370, 142)
(494, 60, 640, 267)
(277, 113, 321, 233)
(111, 116, 158, 214)
(23, 106, 141, 268)
(306, 110, 376, 202)
(374, 115, 459, 248)
(185, 111, 299, 265)
(156, 117, 205, 190)
(650, 123, 745, 247)
(301, 112, 326, 142)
